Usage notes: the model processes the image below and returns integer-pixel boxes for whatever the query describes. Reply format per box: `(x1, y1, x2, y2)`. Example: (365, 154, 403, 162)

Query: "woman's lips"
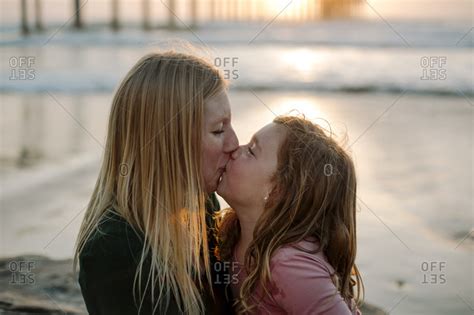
(217, 160, 230, 184)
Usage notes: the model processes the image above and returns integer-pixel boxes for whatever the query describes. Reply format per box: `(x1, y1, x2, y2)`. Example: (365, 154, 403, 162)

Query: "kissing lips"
(217, 159, 230, 185)
(218, 168, 225, 184)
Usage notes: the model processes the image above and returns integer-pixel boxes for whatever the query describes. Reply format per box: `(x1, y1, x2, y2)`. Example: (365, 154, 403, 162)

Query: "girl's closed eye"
(247, 144, 255, 156)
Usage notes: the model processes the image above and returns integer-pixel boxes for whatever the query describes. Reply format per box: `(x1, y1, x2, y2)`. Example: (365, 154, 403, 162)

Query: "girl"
(216, 116, 363, 314)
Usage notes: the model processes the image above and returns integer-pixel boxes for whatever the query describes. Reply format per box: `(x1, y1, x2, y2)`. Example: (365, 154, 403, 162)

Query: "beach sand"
(1, 90, 472, 314)
(0, 255, 387, 314)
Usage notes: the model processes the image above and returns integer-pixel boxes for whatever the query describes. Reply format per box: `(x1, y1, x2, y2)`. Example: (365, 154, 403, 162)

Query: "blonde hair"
(216, 116, 363, 313)
(74, 51, 227, 314)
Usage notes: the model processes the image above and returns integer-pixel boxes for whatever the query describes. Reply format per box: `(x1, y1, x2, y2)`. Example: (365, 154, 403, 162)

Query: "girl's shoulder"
(267, 240, 359, 315)
(271, 239, 334, 275)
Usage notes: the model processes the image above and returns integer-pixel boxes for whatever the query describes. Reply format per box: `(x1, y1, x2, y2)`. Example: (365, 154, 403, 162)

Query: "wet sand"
(1, 91, 472, 314)
(0, 255, 387, 314)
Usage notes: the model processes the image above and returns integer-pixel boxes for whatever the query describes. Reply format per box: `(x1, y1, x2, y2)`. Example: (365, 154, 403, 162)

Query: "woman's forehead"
(204, 91, 230, 123)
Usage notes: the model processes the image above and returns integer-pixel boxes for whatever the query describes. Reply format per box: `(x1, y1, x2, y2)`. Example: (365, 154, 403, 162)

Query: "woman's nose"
(224, 126, 239, 154)
(231, 147, 243, 160)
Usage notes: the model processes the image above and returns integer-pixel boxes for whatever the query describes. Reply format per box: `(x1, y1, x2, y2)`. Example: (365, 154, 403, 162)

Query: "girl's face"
(201, 90, 239, 194)
(217, 122, 287, 208)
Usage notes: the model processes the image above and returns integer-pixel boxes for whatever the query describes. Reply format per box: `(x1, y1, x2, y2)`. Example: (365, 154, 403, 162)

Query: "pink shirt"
(231, 240, 361, 315)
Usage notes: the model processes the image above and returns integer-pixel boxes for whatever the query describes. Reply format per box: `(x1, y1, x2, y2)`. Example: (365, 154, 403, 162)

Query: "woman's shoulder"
(80, 208, 144, 260)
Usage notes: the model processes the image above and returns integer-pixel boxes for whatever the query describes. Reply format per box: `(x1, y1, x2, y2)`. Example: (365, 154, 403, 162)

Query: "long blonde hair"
(216, 116, 363, 313)
(74, 51, 226, 314)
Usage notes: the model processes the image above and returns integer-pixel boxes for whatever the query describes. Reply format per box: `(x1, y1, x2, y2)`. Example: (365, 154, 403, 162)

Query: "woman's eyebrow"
(211, 116, 229, 125)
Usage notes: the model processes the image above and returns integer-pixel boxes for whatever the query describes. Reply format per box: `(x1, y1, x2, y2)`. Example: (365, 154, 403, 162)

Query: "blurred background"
(0, 0, 473, 314)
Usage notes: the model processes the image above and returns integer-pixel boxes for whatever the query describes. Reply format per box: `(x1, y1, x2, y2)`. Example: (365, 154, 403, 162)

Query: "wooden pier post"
(244, 0, 251, 21)
(167, 0, 177, 28)
(299, 0, 307, 22)
(254, 0, 261, 21)
(307, 0, 316, 20)
(34, 0, 43, 30)
(73, 0, 83, 29)
(209, 0, 215, 21)
(20, 0, 29, 35)
(190, 0, 197, 27)
(142, 0, 151, 30)
(111, 0, 120, 30)
(233, 0, 240, 21)
(256, 0, 264, 21)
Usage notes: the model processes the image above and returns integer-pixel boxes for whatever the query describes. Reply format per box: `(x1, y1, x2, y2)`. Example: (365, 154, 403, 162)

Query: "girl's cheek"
(231, 160, 245, 176)
(237, 159, 253, 178)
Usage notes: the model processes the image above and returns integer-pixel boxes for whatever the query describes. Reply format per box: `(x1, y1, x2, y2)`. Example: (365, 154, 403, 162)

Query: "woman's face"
(202, 90, 239, 194)
(217, 122, 287, 208)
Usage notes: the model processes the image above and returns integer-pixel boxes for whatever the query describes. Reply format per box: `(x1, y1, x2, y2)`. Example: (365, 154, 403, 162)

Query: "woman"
(74, 51, 238, 314)
(216, 116, 363, 314)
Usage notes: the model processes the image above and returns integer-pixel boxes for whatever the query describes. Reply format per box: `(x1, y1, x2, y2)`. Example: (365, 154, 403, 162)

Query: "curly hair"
(215, 115, 363, 313)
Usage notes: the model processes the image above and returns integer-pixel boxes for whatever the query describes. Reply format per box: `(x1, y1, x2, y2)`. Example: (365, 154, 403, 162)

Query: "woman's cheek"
(204, 135, 224, 170)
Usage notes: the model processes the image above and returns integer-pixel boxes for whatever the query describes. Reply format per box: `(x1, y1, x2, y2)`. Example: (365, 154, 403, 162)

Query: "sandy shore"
(0, 255, 386, 314)
(1, 91, 472, 314)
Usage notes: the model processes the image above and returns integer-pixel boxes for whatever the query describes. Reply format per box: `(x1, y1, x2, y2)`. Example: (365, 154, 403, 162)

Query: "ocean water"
(1, 20, 473, 95)
(1, 2, 473, 314)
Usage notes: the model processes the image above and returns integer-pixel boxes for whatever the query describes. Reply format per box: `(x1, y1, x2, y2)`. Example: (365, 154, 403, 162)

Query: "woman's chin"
(216, 180, 225, 197)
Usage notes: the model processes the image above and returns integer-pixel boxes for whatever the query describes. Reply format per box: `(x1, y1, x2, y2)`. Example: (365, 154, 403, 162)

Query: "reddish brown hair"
(216, 115, 363, 313)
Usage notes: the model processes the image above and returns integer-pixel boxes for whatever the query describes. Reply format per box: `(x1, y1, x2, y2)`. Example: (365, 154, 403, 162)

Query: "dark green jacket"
(79, 194, 232, 314)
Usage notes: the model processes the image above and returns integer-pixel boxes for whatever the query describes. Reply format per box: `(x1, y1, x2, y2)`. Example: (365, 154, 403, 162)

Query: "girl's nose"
(231, 147, 243, 160)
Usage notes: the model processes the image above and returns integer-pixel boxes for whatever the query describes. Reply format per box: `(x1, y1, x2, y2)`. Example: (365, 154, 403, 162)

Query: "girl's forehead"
(254, 123, 287, 151)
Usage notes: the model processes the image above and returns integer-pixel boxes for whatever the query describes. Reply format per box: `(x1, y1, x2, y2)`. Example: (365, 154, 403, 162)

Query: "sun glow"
(264, 0, 308, 19)
(280, 48, 318, 79)
(273, 97, 325, 121)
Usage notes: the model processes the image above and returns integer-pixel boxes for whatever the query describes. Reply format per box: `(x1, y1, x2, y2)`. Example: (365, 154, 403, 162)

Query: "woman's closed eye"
(212, 122, 225, 135)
